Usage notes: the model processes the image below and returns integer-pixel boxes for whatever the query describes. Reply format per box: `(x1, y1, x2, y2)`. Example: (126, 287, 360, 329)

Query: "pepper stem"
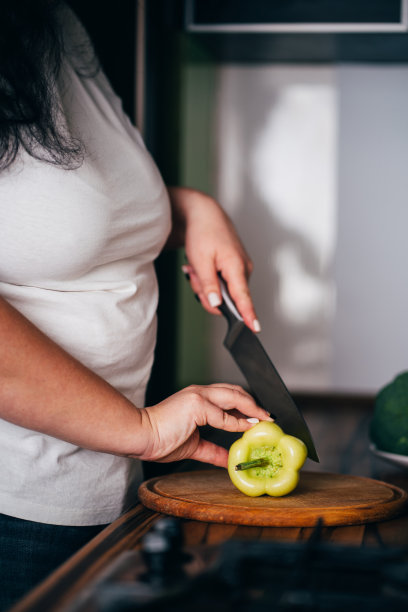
(235, 458, 269, 471)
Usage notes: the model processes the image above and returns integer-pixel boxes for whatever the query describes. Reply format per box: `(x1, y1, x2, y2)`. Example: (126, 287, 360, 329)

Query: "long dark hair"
(0, 0, 85, 171)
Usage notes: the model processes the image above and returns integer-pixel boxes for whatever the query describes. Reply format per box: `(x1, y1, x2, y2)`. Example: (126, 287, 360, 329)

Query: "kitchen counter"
(10, 394, 408, 612)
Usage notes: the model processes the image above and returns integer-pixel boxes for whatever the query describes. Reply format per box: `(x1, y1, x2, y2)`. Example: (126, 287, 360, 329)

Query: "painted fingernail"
(253, 319, 261, 333)
(181, 265, 190, 280)
(208, 292, 222, 308)
(247, 417, 259, 424)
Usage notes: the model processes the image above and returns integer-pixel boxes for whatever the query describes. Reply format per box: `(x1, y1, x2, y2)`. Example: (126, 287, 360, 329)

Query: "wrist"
(129, 406, 156, 460)
(168, 186, 219, 222)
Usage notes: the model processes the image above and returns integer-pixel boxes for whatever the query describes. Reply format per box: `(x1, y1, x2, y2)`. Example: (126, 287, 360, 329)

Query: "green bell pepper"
(228, 421, 307, 497)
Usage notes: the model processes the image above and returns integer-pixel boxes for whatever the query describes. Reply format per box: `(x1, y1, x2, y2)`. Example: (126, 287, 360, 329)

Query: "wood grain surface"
(138, 469, 408, 527)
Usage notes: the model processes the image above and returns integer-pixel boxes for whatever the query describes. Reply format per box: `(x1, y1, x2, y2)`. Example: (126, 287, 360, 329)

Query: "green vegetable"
(370, 371, 408, 455)
(227, 421, 307, 497)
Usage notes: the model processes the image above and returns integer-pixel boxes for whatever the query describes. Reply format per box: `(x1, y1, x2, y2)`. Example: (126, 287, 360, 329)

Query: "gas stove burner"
(66, 518, 408, 612)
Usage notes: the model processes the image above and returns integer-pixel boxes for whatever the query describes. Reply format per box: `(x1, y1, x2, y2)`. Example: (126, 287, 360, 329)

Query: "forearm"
(0, 297, 270, 469)
(165, 186, 224, 249)
(0, 297, 147, 457)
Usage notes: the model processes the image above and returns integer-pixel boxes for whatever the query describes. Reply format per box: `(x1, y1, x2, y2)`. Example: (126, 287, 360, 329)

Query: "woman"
(0, 2, 268, 608)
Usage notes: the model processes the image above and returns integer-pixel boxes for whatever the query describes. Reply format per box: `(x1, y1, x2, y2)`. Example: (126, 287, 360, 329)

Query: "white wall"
(333, 66, 408, 391)
(210, 64, 408, 394)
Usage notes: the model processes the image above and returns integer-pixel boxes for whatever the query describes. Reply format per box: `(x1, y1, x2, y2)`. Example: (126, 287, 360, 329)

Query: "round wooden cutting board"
(138, 470, 408, 527)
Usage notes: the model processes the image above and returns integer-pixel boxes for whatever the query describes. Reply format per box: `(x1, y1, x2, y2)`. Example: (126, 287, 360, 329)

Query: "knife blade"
(218, 276, 319, 462)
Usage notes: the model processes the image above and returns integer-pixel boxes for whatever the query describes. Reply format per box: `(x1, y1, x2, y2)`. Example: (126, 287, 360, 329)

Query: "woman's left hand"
(166, 186, 260, 333)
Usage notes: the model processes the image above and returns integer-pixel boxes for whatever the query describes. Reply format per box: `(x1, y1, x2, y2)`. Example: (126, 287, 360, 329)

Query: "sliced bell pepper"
(227, 421, 307, 497)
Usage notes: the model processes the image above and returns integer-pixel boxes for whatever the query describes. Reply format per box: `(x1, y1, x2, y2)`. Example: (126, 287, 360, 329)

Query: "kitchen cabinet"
(186, 0, 405, 31)
(183, 0, 408, 62)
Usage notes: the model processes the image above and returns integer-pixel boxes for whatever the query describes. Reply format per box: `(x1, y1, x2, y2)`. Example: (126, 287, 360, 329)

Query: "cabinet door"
(185, 0, 406, 32)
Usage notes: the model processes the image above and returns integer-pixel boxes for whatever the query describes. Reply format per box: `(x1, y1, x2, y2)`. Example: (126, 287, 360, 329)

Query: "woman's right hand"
(137, 384, 272, 468)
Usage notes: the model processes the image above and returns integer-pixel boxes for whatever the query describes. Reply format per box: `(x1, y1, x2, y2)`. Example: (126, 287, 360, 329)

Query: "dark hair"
(0, 0, 85, 171)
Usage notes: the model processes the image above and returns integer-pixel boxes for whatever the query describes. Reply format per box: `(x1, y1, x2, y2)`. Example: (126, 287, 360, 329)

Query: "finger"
(189, 438, 229, 468)
(227, 409, 261, 421)
(201, 386, 271, 421)
(189, 258, 223, 313)
(207, 382, 255, 401)
(186, 266, 206, 303)
(221, 265, 261, 333)
(181, 263, 193, 282)
(181, 264, 219, 314)
(202, 402, 263, 435)
(181, 264, 201, 296)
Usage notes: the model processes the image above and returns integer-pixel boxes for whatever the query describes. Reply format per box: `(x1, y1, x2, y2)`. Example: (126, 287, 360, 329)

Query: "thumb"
(189, 438, 229, 467)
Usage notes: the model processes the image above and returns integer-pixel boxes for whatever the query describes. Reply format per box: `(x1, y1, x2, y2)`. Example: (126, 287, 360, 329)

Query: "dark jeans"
(0, 513, 107, 611)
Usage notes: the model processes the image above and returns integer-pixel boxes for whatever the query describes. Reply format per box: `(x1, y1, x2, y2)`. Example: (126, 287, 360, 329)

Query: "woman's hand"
(166, 187, 261, 333)
(138, 384, 272, 467)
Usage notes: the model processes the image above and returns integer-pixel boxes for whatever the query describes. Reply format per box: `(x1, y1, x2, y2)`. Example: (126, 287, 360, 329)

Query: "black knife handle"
(217, 274, 244, 328)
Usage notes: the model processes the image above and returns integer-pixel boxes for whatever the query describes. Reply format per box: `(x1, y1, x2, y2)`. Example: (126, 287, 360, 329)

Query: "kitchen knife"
(218, 276, 319, 462)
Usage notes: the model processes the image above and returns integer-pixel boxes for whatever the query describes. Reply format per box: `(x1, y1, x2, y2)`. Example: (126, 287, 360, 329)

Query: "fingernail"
(208, 292, 222, 308)
(194, 293, 201, 303)
(253, 319, 261, 333)
(265, 415, 274, 422)
(247, 417, 259, 424)
(181, 265, 190, 280)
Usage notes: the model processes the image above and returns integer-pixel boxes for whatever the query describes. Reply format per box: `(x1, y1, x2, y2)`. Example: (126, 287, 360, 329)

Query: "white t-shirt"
(0, 6, 171, 525)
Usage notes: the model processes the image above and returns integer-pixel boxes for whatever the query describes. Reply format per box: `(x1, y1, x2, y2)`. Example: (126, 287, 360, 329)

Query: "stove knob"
(141, 529, 184, 587)
(141, 531, 170, 586)
(152, 517, 183, 552)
